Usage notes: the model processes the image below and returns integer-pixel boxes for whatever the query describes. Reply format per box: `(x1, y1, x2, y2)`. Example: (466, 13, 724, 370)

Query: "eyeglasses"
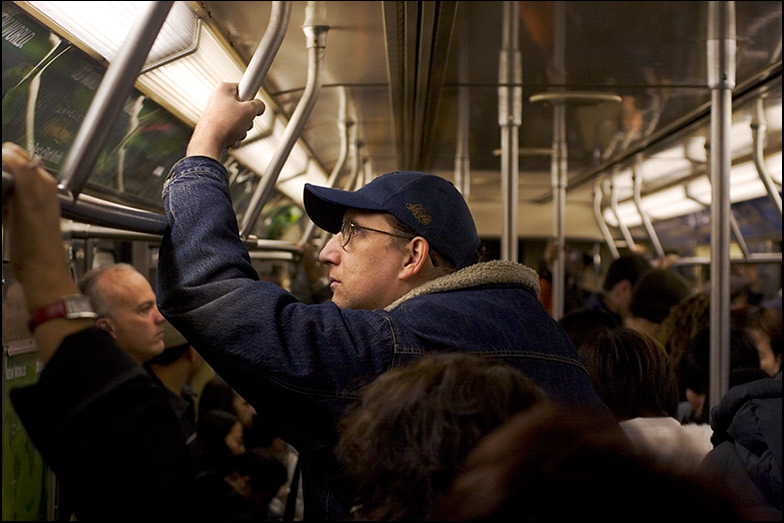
(340, 220, 413, 249)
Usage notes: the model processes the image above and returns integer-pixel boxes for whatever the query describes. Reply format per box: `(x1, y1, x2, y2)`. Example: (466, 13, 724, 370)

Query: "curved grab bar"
(239, 21, 330, 239)
(238, 1, 293, 101)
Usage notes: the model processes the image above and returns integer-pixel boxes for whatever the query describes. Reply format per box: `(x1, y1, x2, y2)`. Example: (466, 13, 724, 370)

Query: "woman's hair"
(336, 353, 545, 521)
(657, 292, 710, 365)
(577, 327, 678, 420)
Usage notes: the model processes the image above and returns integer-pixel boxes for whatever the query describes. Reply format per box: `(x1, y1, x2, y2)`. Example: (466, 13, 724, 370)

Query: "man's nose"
(318, 233, 342, 265)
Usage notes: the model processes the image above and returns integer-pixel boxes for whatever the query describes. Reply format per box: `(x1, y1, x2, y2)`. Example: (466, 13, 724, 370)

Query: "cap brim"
(303, 183, 386, 233)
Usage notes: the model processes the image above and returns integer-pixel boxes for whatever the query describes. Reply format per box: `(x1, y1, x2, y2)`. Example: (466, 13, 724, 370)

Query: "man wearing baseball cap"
(157, 83, 607, 521)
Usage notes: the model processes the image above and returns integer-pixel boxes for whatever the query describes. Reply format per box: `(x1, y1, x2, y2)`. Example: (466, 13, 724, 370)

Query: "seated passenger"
(335, 352, 545, 520)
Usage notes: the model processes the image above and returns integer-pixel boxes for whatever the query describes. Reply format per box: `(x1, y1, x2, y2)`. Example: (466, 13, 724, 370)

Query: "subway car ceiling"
(2, 1, 782, 254)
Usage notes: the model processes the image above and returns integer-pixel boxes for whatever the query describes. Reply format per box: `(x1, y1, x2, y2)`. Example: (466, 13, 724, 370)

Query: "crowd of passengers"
(2, 82, 780, 521)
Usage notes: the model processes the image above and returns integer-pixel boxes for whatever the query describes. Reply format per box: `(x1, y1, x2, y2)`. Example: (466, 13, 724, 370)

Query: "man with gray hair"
(79, 263, 166, 364)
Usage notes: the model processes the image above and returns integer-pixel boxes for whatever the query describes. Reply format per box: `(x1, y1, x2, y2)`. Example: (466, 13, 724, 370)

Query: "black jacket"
(700, 372, 782, 519)
(10, 327, 259, 522)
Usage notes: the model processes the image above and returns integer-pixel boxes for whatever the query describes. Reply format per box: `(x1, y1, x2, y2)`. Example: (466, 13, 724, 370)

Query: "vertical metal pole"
(455, 26, 471, 197)
(498, 1, 521, 261)
(708, 1, 735, 411)
(550, 2, 567, 320)
(300, 87, 349, 244)
(610, 178, 637, 251)
(240, 5, 329, 239)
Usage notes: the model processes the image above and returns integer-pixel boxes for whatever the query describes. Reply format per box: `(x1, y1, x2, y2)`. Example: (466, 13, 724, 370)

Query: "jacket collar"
(385, 260, 540, 311)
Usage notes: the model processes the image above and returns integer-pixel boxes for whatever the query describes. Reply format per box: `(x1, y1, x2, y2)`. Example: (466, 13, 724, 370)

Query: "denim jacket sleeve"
(158, 156, 394, 449)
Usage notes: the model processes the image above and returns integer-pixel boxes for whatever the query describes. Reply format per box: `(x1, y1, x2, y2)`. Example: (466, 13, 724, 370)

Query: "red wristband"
(28, 295, 97, 332)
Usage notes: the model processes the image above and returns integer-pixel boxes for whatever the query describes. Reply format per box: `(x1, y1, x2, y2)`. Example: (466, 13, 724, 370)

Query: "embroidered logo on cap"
(406, 203, 432, 225)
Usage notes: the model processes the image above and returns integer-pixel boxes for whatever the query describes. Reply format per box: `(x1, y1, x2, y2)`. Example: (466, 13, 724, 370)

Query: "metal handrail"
(238, 1, 292, 101)
(751, 98, 783, 220)
(300, 86, 349, 244)
(239, 11, 329, 239)
(593, 183, 620, 259)
(58, 1, 174, 200)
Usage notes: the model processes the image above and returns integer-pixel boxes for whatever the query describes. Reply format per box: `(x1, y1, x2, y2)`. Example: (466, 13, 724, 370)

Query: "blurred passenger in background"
(585, 253, 652, 326)
(145, 321, 204, 463)
(677, 327, 765, 424)
(732, 303, 782, 378)
(625, 267, 691, 339)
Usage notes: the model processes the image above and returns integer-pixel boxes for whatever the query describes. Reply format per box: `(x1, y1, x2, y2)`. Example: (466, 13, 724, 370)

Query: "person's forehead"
(344, 208, 390, 223)
(101, 269, 155, 305)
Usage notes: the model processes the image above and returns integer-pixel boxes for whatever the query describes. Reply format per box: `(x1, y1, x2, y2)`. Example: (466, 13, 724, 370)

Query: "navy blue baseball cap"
(304, 171, 480, 269)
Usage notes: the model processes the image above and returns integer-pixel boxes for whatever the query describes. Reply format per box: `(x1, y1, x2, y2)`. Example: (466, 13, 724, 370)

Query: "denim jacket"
(158, 156, 607, 520)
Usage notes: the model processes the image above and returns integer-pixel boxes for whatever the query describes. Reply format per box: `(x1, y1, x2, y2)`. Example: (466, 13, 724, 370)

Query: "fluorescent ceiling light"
(26, 0, 330, 208)
(28, 1, 197, 65)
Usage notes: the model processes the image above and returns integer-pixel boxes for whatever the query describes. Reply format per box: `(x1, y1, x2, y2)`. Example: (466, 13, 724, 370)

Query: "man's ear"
(96, 317, 117, 339)
(399, 237, 430, 281)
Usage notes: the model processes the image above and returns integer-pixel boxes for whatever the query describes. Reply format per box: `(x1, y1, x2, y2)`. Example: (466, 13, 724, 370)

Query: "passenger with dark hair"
(198, 410, 247, 477)
(678, 327, 766, 424)
(732, 303, 782, 378)
(558, 308, 618, 353)
(585, 253, 652, 325)
(336, 353, 545, 521)
(432, 404, 761, 521)
(156, 82, 608, 520)
(657, 291, 710, 367)
(225, 449, 289, 520)
(575, 326, 712, 469)
(625, 267, 691, 339)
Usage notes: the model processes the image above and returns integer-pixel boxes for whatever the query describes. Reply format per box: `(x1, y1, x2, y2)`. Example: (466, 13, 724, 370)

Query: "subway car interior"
(2, 1, 782, 519)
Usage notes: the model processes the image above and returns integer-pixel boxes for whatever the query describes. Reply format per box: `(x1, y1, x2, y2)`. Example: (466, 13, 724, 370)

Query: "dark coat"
(10, 327, 259, 522)
(700, 372, 782, 519)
